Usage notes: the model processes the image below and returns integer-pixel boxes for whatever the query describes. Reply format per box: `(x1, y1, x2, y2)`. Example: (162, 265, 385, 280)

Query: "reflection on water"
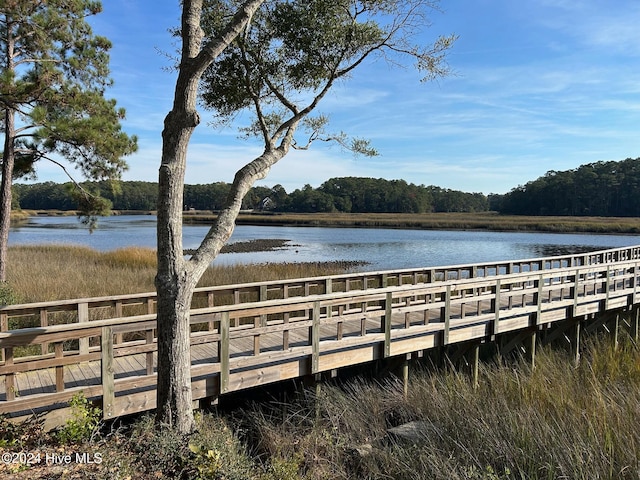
(9, 215, 640, 271)
(528, 244, 601, 258)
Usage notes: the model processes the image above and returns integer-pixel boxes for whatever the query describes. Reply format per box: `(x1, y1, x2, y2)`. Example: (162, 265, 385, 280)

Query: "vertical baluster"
(55, 342, 64, 392)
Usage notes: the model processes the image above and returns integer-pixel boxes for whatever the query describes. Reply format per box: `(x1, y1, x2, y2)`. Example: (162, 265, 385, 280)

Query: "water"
(9, 215, 640, 270)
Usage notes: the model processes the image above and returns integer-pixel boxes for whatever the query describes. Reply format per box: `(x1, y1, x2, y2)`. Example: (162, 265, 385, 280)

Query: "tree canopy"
(12, 177, 489, 213)
(498, 158, 640, 216)
(0, 0, 138, 280)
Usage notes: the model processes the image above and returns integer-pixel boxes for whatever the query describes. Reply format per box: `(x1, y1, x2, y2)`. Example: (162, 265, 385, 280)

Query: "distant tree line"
(12, 177, 489, 214)
(494, 158, 640, 216)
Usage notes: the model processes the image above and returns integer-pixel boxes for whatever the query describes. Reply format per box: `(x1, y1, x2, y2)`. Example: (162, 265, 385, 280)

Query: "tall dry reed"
(5, 245, 358, 303)
(244, 336, 640, 479)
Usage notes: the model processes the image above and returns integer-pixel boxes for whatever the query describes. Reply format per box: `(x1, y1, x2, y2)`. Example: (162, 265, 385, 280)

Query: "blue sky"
(41, 0, 640, 195)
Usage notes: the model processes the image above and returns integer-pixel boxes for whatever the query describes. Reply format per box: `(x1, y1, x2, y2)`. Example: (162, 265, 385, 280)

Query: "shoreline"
(11, 209, 640, 235)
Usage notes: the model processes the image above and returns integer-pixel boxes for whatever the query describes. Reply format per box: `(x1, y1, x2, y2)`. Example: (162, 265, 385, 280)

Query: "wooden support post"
(314, 373, 322, 423)
(632, 307, 640, 343)
(219, 312, 230, 394)
(101, 327, 114, 419)
(529, 329, 537, 370)
(402, 356, 409, 400)
(613, 313, 619, 351)
(472, 343, 480, 389)
(572, 320, 581, 366)
(78, 302, 89, 356)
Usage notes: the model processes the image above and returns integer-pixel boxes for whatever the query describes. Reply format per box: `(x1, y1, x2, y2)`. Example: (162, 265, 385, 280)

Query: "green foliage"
(187, 414, 255, 480)
(0, 414, 46, 448)
(56, 392, 102, 444)
(259, 454, 304, 480)
(122, 414, 254, 480)
(499, 157, 640, 216)
(201, 0, 455, 156)
(13, 177, 490, 214)
(0, 0, 137, 219)
(0, 281, 20, 306)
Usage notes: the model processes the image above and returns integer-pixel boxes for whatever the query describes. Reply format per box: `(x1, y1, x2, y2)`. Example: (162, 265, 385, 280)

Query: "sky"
(38, 0, 640, 195)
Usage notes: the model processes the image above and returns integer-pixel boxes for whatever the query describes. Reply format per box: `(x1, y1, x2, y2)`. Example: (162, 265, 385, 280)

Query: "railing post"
(114, 301, 124, 345)
(311, 301, 320, 374)
(0, 311, 7, 362)
(5, 347, 15, 401)
(78, 302, 89, 355)
(219, 312, 230, 394)
(55, 342, 64, 392)
(572, 269, 580, 317)
(101, 326, 114, 419)
(442, 285, 451, 345)
(492, 280, 501, 337)
(259, 285, 268, 327)
(325, 278, 333, 294)
(634, 262, 639, 305)
(535, 274, 543, 326)
(40, 308, 49, 355)
(605, 266, 611, 310)
(383, 292, 392, 357)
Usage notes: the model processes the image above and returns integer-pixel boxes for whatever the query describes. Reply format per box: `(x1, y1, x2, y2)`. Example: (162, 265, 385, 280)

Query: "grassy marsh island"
(187, 211, 640, 234)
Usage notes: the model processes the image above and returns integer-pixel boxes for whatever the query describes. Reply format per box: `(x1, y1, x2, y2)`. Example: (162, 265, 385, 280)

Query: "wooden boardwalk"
(2, 245, 640, 426)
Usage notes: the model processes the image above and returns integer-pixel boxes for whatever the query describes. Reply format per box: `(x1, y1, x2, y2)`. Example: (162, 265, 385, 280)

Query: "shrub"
(0, 281, 20, 306)
(56, 392, 102, 444)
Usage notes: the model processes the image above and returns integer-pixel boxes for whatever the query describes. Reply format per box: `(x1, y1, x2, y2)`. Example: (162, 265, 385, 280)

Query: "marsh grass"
(240, 336, 640, 479)
(185, 211, 640, 234)
(5, 245, 358, 304)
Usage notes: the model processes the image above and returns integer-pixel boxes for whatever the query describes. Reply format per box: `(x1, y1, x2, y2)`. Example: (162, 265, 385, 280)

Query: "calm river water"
(9, 215, 640, 271)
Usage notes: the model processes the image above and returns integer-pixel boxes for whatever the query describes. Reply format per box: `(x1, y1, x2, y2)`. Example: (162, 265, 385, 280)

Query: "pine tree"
(0, 0, 138, 281)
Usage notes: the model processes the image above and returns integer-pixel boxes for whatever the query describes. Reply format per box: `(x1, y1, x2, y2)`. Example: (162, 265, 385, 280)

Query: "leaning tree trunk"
(0, 108, 16, 283)
(155, 0, 265, 434)
(155, 55, 202, 433)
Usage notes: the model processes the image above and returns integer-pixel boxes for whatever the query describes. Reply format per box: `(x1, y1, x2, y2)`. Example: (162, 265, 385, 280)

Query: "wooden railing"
(1, 245, 640, 421)
(3, 244, 639, 334)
